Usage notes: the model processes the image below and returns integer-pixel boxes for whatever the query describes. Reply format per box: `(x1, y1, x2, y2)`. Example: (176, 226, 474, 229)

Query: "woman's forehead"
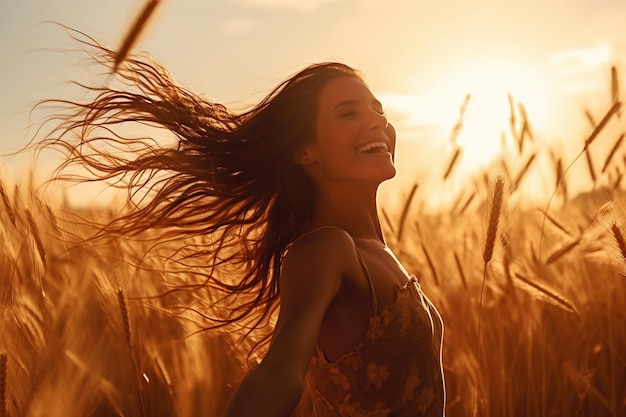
(318, 77, 376, 109)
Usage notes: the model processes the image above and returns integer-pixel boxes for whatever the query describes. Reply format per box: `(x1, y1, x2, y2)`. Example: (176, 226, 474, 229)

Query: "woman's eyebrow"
(331, 100, 358, 111)
(331, 98, 383, 112)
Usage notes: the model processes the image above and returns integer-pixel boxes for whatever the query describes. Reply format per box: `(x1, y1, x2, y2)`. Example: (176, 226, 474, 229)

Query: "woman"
(41, 33, 445, 416)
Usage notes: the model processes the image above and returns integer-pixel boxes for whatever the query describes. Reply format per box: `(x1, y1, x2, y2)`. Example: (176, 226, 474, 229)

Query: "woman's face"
(300, 76, 396, 187)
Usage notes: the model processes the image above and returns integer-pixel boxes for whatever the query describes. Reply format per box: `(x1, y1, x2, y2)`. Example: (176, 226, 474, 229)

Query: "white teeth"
(357, 141, 388, 153)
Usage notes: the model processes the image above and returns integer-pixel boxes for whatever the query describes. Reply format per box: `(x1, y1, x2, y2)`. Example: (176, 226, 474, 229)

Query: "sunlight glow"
(445, 58, 550, 170)
(387, 57, 552, 174)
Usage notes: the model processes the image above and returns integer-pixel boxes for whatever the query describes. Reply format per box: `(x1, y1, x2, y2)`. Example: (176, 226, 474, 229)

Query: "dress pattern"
(305, 273, 445, 417)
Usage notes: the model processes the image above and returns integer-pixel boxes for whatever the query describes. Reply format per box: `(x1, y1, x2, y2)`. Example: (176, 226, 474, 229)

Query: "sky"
(1, 0, 626, 205)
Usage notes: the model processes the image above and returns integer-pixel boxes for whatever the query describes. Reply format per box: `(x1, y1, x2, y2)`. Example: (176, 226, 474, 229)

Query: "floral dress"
(304, 248, 446, 417)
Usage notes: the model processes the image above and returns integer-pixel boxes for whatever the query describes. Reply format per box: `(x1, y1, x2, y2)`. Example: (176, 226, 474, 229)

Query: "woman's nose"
(369, 109, 388, 129)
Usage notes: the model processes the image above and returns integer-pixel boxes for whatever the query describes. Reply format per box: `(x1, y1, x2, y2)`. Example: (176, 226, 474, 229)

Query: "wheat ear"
(538, 209, 574, 237)
(510, 154, 536, 192)
(26, 210, 46, 266)
(113, 0, 162, 73)
(612, 223, 626, 262)
(443, 148, 462, 180)
(396, 183, 418, 242)
(513, 273, 579, 315)
(474, 176, 505, 416)
(483, 177, 505, 264)
(117, 288, 132, 348)
(545, 239, 581, 265)
(0, 180, 15, 227)
(539, 101, 621, 255)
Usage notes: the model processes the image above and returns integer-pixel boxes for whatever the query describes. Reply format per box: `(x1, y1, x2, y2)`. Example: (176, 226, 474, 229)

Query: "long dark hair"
(36, 30, 362, 346)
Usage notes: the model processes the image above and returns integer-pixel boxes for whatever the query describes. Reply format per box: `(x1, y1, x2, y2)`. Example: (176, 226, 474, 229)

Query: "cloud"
(378, 92, 454, 127)
(560, 80, 604, 95)
(550, 44, 617, 95)
(237, 0, 341, 12)
(551, 45, 611, 74)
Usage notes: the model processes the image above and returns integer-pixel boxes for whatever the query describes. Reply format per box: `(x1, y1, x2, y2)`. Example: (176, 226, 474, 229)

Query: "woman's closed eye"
(339, 110, 357, 118)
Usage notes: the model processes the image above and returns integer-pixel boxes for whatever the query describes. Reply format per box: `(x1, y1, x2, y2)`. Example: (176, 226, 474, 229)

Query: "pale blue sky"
(1, 0, 625, 202)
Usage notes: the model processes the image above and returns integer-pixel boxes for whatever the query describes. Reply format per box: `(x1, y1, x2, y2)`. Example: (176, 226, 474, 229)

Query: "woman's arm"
(221, 227, 357, 417)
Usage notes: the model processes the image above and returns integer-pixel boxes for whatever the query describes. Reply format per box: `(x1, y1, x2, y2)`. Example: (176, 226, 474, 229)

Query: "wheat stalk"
(483, 177, 505, 264)
(538, 209, 574, 237)
(584, 146, 597, 183)
(26, 209, 46, 266)
(443, 148, 462, 180)
(502, 242, 518, 303)
(420, 243, 440, 286)
(518, 103, 534, 142)
(611, 65, 620, 109)
(0, 353, 6, 417)
(113, 0, 162, 73)
(601, 133, 624, 174)
(453, 252, 468, 291)
(396, 183, 418, 242)
(513, 273, 579, 315)
(381, 208, 395, 236)
(584, 101, 621, 149)
(539, 102, 620, 255)
(117, 288, 132, 348)
(0, 180, 15, 228)
(474, 176, 505, 416)
(611, 223, 626, 262)
(508, 93, 517, 132)
(564, 363, 613, 413)
(510, 154, 536, 192)
(545, 239, 581, 265)
(584, 108, 596, 126)
(448, 94, 471, 145)
(612, 167, 623, 188)
(554, 157, 564, 188)
(509, 95, 535, 153)
(458, 192, 476, 216)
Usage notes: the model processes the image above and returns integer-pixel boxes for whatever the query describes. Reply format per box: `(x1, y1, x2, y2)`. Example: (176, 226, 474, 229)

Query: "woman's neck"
(308, 185, 384, 242)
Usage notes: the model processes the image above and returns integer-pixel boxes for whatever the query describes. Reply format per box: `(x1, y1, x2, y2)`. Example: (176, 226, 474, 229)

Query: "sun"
(441, 56, 550, 172)
(380, 55, 553, 183)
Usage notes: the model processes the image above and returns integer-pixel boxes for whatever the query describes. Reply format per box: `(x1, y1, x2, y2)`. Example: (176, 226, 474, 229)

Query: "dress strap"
(290, 227, 379, 315)
(352, 244, 379, 315)
(289, 226, 341, 247)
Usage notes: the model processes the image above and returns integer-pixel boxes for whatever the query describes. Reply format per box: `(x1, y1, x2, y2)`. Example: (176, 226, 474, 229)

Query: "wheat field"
(1, 89, 625, 417)
(1, 9, 626, 415)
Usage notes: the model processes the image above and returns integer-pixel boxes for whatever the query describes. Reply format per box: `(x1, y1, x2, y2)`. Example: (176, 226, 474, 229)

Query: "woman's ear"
(293, 147, 315, 165)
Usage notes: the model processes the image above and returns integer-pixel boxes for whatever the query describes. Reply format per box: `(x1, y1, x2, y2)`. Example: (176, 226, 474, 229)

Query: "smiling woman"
(36, 32, 446, 417)
(297, 77, 396, 186)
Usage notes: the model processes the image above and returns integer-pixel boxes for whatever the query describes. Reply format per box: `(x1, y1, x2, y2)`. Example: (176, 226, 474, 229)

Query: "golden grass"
(1, 111, 625, 416)
(483, 176, 505, 265)
(601, 133, 624, 174)
(612, 223, 626, 262)
(0, 353, 6, 417)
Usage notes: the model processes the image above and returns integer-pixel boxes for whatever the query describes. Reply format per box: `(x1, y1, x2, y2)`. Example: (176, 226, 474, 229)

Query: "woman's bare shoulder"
(282, 226, 358, 276)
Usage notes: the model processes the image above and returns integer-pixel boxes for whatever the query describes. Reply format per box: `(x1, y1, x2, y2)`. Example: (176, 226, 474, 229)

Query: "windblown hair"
(36, 30, 361, 344)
